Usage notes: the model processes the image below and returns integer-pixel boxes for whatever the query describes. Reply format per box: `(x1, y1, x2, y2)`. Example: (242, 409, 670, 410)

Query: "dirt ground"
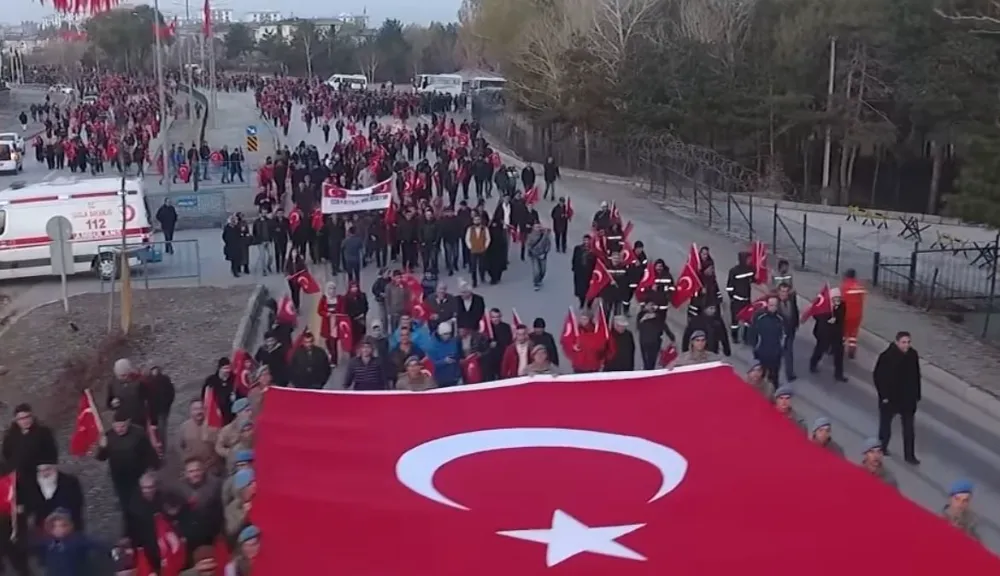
(0, 286, 254, 540)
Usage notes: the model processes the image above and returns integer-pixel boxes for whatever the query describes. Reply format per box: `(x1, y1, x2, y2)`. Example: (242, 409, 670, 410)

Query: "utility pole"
(186, 0, 195, 127)
(820, 36, 836, 203)
(154, 0, 172, 194)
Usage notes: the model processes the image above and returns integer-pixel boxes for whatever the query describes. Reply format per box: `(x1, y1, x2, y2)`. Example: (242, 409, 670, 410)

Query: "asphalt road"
(7, 88, 1000, 555)
(261, 96, 1000, 554)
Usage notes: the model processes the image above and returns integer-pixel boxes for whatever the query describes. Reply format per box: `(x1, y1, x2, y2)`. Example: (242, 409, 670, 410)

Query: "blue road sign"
(175, 195, 199, 208)
(246, 125, 258, 137)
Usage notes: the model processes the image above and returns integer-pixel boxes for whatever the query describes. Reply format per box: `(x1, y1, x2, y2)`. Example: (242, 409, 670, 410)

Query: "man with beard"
(20, 458, 85, 534)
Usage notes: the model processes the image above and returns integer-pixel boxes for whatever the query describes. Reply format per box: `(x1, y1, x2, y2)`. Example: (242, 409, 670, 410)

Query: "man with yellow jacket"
(840, 269, 866, 358)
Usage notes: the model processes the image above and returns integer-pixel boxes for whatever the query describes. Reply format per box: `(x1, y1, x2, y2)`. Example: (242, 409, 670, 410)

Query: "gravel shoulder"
(0, 286, 254, 540)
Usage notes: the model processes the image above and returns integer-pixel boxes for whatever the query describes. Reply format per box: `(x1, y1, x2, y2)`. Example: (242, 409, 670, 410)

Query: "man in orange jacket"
(840, 269, 866, 359)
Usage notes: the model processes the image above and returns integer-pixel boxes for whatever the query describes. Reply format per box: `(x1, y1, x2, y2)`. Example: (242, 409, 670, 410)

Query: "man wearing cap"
(860, 437, 898, 489)
(942, 480, 980, 541)
(745, 362, 774, 399)
(1, 402, 58, 486)
(674, 330, 720, 367)
(226, 469, 256, 539)
(809, 417, 844, 457)
(525, 344, 560, 376)
(529, 318, 559, 367)
(225, 525, 260, 576)
(773, 387, 807, 432)
(397, 356, 438, 391)
(214, 398, 253, 462)
(95, 409, 160, 515)
(428, 322, 463, 387)
(681, 304, 730, 357)
(222, 449, 254, 506)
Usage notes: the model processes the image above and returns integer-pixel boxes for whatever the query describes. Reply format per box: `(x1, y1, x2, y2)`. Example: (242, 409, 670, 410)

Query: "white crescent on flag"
(676, 276, 692, 292)
(395, 427, 688, 511)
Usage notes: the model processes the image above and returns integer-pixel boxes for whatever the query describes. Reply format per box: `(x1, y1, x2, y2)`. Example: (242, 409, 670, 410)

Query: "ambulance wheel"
(94, 253, 120, 281)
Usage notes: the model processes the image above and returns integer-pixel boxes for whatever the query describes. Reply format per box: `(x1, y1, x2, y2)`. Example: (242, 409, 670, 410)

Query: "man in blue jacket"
(751, 296, 786, 386)
(427, 322, 463, 387)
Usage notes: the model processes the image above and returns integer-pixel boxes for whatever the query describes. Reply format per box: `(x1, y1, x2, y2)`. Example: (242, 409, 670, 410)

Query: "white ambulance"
(0, 176, 153, 281)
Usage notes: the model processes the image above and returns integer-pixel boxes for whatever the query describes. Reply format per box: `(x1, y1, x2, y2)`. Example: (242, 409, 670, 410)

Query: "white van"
(327, 74, 368, 91)
(471, 76, 506, 91)
(416, 74, 463, 97)
(0, 177, 153, 280)
(0, 143, 22, 174)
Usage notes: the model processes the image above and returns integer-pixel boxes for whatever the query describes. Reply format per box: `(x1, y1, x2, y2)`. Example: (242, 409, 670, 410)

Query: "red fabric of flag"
(202, 385, 224, 428)
(69, 391, 101, 456)
(202, 0, 212, 37)
(250, 365, 1000, 575)
(670, 244, 704, 308)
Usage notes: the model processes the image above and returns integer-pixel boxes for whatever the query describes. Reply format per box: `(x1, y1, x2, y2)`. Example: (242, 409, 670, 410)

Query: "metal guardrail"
(97, 239, 202, 292)
(147, 190, 231, 230)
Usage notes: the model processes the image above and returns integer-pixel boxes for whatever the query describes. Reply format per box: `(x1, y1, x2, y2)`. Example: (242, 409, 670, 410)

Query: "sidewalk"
(148, 90, 275, 216)
(488, 137, 1000, 420)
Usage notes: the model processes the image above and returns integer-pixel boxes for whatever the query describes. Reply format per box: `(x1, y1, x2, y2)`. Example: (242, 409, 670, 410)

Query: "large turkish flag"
(252, 364, 1000, 576)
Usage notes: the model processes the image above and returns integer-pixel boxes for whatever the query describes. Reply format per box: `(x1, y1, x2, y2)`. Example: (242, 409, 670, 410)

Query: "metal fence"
(98, 239, 202, 292)
(147, 189, 235, 230)
(872, 241, 1000, 340)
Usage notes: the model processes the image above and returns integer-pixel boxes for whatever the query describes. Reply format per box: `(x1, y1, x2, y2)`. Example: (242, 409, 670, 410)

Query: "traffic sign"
(246, 135, 259, 152)
(45, 215, 73, 312)
(246, 125, 257, 136)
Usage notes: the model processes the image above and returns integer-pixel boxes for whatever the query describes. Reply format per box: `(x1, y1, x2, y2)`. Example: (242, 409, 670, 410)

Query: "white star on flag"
(497, 509, 646, 567)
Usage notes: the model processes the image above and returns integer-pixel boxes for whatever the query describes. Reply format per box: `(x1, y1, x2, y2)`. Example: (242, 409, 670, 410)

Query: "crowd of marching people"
(20, 74, 180, 176)
(0, 71, 981, 576)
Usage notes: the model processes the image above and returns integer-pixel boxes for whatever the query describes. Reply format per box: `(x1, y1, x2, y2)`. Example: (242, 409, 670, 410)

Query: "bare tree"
(586, 0, 665, 86)
(934, 0, 1000, 32)
(357, 38, 380, 82)
(677, 0, 757, 65)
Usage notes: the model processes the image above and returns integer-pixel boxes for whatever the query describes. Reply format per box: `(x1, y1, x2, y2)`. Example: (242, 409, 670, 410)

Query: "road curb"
(488, 139, 1000, 421)
(232, 284, 270, 354)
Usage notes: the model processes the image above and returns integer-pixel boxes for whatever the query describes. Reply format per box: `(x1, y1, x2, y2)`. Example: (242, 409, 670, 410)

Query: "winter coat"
(873, 343, 921, 412)
(751, 312, 785, 360)
(426, 335, 463, 386)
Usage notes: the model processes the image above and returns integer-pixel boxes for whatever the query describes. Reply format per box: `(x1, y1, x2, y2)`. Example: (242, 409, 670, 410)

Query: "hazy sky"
(3, 0, 461, 26)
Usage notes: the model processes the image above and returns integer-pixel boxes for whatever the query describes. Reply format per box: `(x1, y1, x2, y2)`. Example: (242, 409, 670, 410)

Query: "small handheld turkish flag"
(69, 390, 102, 456)
(751, 240, 769, 285)
(585, 259, 612, 302)
(276, 295, 297, 326)
(411, 300, 430, 322)
(177, 164, 190, 183)
(636, 261, 656, 297)
(420, 356, 435, 375)
(524, 186, 540, 206)
(460, 354, 484, 384)
(288, 269, 321, 294)
(736, 294, 771, 324)
(559, 307, 579, 358)
(202, 386, 224, 429)
(671, 244, 704, 308)
(658, 343, 678, 367)
(801, 283, 834, 322)
(479, 313, 494, 340)
(337, 315, 355, 355)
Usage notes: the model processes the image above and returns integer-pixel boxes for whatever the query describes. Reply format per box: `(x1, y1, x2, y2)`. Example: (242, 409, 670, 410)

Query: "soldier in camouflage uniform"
(860, 437, 898, 489)
(774, 386, 807, 433)
(942, 479, 980, 541)
(746, 362, 775, 400)
(809, 417, 844, 457)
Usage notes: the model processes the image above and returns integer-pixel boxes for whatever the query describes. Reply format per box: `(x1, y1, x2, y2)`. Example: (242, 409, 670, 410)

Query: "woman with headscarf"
(318, 281, 344, 363)
(485, 217, 508, 284)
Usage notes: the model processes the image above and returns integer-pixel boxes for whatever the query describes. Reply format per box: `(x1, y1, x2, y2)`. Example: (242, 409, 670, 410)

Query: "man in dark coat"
(95, 409, 161, 518)
(1, 403, 59, 483)
(571, 234, 596, 308)
(19, 458, 85, 533)
(289, 332, 332, 389)
(873, 331, 922, 465)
